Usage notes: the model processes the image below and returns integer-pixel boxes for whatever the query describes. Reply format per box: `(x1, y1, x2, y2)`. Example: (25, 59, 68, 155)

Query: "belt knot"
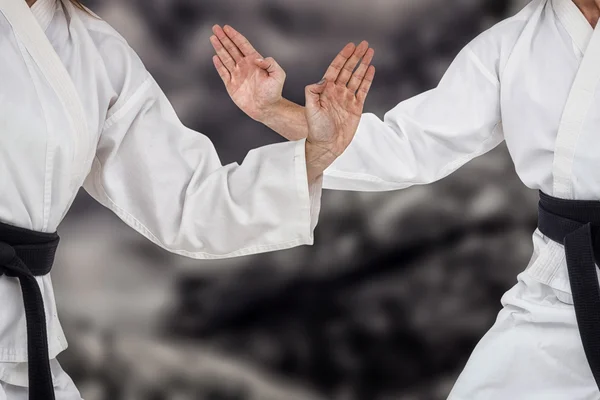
(0, 242, 29, 278)
(0, 241, 16, 278)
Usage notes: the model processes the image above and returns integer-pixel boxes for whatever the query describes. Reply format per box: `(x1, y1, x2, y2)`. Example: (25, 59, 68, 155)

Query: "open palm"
(305, 42, 375, 157)
(210, 25, 285, 121)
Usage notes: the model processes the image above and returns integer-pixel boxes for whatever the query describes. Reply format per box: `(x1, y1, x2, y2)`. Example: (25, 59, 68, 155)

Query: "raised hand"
(210, 25, 285, 121)
(210, 26, 376, 182)
(303, 42, 375, 181)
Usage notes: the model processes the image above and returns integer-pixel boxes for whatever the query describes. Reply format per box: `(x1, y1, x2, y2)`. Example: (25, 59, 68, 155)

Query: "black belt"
(537, 191, 600, 390)
(0, 221, 59, 400)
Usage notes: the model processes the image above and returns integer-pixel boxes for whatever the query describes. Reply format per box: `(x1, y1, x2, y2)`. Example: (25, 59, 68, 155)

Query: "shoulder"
(75, 5, 142, 69)
(64, 1, 151, 102)
(471, 0, 542, 48)
(465, 0, 547, 79)
(67, 1, 129, 44)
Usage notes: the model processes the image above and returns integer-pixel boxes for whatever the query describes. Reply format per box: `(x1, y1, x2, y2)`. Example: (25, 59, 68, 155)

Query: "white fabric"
(551, 5, 600, 198)
(0, 0, 322, 388)
(324, 0, 600, 397)
(0, 360, 82, 399)
(449, 266, 598, 400)
(324, 0, 590, 301)
(324, 0, 592, 200)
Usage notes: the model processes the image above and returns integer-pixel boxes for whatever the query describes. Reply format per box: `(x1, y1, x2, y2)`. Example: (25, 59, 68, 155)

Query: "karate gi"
(0, 0, 322, 397)
(323, 0, 600, 398)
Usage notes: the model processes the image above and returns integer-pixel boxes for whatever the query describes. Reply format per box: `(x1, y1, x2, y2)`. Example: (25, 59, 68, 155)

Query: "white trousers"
(448, 269, 599, 399)
(0, 360, 82, 400)
(1, 271, 598, 399)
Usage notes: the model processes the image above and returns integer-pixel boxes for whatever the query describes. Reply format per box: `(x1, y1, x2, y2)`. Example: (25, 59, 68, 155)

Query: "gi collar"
(552, 0, 594, 53)
(30, 0, 56, 31)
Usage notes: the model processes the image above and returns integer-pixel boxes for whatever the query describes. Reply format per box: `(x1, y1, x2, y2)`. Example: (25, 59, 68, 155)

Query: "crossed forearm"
(305, 140, 337, 183)
(263, 98, 309, 141)
(265, 99, 336, 182)
(264, 99, 344, 182)
(209, 25, 374, 185)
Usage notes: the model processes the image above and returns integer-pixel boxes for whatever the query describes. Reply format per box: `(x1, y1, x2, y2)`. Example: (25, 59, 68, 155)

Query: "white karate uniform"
(325, 0, 600, 398)
(0, 0, 322, 397)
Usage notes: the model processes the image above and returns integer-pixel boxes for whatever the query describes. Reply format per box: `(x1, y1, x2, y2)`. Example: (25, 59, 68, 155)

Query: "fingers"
(357, 65, 376, 103)
(348, 48, 374, 92)
(254, 57, 277, 74)
(336, 41, 369, 85)
(212, 25, 243, 63)
(223, 25, 259, 57)
(254, 57, 286, 80)
(305, 80, 327, 110)
(210, 35, 236, 72)
(322, 43, 356, 82)
(212, 55, 231, 83)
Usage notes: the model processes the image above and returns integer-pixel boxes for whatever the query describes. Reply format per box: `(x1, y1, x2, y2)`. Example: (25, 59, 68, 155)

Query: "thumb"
(305, 79, 327, 109)
(254, 57, 285, 80)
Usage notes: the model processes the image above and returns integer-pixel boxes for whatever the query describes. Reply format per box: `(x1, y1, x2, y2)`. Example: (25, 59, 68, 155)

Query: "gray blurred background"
(54, 0, 538, 399)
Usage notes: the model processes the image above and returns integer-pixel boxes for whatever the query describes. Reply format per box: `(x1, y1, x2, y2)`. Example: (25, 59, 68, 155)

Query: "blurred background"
(54, 0, 538, 399)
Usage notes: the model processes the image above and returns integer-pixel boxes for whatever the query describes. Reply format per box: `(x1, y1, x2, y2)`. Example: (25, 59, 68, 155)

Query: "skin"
(573, 0, 600, 26)
(210, 25, 375, 163)
(211, 2, 600, 146)
(23, 0, 595, 180)
(21, 0, 374, 185)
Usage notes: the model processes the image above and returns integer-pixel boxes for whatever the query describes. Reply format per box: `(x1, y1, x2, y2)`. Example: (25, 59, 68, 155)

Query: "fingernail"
(317, 79, 326, 85)
(256, 58, 264, 62)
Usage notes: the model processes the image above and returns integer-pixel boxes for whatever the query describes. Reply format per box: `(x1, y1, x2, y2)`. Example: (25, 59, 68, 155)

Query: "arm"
(322, 42, 502, 191)
(259, 41, 373, 142)
(210, 26, 369, 142)
(83, 75, 322, 259)
(212, 27, 502, 192)
(262, 98, 308, 141)
(84, 33, 374, 259)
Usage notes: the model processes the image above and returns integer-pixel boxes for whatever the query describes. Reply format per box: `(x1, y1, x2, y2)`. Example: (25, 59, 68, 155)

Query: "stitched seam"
(16, 40, 54, 232)
(294, 139, 313, 242)
(103, 75, 153, 129)
(1, 0, 90, 184)
(465, 46, 500, 88)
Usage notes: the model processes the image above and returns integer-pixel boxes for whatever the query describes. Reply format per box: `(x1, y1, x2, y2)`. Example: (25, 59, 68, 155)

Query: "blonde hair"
(68, 0, 89, 13)
(67, 0, 98, 17)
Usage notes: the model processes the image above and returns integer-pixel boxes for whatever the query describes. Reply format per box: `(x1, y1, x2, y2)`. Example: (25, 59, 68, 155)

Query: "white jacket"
(0, 0, 322, 384)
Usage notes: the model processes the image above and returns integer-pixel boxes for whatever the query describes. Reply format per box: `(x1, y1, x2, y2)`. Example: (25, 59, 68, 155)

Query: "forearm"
(322, 109, 504, 191)
(87, 75, 325, 258)
(261, 99, 343, 183)
(86, 138, 323, 259)
(262, 98, 308, 141)
(305, 140, 338, 183)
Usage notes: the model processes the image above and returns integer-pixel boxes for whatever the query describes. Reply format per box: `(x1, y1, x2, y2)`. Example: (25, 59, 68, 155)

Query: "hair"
(68, 0, 89, 13)
(67, 0, 96, 17)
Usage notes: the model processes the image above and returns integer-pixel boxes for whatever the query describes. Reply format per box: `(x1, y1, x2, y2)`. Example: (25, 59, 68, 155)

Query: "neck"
(26, 0, 37, 6)
(573, 0, 600, 27)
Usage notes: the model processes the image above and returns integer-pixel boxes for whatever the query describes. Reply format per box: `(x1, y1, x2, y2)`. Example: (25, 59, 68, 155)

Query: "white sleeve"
(83, 73, 323, 259)
(323, 42, 503, 192)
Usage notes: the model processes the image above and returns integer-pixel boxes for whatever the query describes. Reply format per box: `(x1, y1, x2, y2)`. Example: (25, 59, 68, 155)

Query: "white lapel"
(552, 0, 594, 53)
(30, 0, 57, 31)
(552, 7, 600, 199)
(0, 0, 89, 188)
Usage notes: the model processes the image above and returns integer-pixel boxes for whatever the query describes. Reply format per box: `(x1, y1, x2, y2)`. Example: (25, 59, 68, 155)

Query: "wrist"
(305, 140, 337, 183)
(258, 97, 287, 125)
